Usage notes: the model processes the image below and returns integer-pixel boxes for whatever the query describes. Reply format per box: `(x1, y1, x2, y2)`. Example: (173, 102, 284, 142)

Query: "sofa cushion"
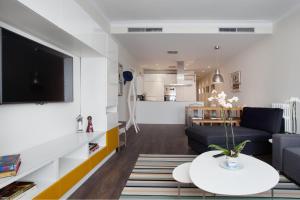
(240, 107, 283, 134)
(283, 147, 300, 184)
(186, 126, 271, 145)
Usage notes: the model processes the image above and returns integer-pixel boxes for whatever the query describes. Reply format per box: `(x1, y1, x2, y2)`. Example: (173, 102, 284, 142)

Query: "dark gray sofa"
(186, 107, 284, 155)
(273, 134, 300, 185)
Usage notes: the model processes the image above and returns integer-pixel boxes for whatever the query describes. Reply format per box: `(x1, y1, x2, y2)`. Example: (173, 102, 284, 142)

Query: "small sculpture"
(76, 114, 84, 133)
(86, 116, 94, 133)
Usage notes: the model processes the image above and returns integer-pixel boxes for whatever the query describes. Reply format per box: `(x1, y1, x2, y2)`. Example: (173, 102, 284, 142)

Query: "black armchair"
(273, 134, 300, 184)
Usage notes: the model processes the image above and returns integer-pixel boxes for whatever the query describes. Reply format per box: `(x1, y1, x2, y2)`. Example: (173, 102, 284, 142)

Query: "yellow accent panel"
(106, 127, 119, 153)
(59, 159, 91, 194)
(34, 181, 61, 200)
(34, 159, 91, 200)
(90, 147, 108, 168)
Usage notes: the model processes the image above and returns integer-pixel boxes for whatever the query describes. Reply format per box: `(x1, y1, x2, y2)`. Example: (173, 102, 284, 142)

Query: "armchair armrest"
(272, 134, 300, 171)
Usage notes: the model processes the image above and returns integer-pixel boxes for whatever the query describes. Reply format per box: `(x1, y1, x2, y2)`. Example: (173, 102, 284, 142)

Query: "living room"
(0, 0, 300, 199)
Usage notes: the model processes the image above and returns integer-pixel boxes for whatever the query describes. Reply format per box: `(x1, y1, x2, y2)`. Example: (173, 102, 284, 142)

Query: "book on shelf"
(0, 154, 20, 172)
(0, 160, 21, 178)
(89, 143, 99, 153)
(0, 181, 35, 200)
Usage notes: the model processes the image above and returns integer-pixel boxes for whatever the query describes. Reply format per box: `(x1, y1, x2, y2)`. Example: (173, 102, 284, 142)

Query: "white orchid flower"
(218, 91, 227, 99)
(228, 96, 239, 103)
(208, 97, 214, 101)
(233, 96, 239, 102)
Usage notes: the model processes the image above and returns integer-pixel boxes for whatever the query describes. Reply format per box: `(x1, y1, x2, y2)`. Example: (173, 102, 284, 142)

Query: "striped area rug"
(120, 154, 300, 199)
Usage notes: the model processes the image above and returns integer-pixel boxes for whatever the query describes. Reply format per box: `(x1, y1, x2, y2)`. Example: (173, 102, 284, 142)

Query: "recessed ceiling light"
(202, 70, 205, 73)
(207, 66, 211, 68)
(155, 64, 159, 66)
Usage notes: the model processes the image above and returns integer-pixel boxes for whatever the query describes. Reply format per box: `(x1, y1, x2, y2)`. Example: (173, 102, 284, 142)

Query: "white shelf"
(0, 0, 100, 57)
(0, 131, 105, 189)
(16, 186, 39, 200)
(17, 180, 53, 200)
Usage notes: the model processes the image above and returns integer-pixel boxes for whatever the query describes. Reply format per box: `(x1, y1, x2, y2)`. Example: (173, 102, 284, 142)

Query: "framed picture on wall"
(231, 71, 241, 92)
(118, 64, 123, 96)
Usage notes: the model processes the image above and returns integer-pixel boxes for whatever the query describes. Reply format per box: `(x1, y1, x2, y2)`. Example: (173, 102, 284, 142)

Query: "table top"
(192, 119, 241, 123)
(189, 151, 279, 196)
(187, 106, 243, 111)
(172, 162, 192, 184)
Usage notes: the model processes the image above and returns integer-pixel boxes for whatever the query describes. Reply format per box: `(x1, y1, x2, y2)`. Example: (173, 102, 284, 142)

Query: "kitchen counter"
(136, 101, 203, 124)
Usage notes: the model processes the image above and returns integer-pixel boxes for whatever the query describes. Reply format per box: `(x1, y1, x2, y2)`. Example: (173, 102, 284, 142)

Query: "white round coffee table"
(172, 162, 192, 196)
(190, 151, 279, 196)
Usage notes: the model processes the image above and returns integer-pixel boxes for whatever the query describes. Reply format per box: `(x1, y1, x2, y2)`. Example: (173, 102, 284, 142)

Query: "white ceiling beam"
(111, 20, 273, 34)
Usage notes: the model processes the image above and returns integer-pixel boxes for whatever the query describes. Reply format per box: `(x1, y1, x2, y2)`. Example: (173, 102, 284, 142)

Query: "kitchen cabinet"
(176, 85, 196, 102)
(163, 74, 177, 85)
(143, 81, 164, 101)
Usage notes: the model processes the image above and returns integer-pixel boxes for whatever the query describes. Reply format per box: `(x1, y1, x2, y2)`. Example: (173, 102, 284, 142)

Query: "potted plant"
(207, 91, 251, 168)
(209, 140, 250, 168)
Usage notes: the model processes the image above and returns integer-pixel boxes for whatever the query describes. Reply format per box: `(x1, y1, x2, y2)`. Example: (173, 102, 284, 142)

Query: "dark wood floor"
(69, 124, 272, 199)
(69, 124, 195, 199)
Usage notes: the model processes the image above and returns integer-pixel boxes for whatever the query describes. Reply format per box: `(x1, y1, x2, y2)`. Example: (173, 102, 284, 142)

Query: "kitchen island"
(136, 101, 203, 124)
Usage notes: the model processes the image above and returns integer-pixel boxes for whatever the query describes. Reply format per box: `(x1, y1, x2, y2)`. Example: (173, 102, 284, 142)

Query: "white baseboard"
(60, 150, 116, 199)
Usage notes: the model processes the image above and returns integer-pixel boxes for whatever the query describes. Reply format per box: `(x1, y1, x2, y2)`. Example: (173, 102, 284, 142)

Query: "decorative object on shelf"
(86, 116, 94, 133)
(118, 63, 123, 96)
(208, 91, 250, 169)
(76, 57, 84, 133)
(212, 45, 224, 84)
(287, 97, 300, 134)
(76, 114, 84, 133)
(231, 71, 241, 92)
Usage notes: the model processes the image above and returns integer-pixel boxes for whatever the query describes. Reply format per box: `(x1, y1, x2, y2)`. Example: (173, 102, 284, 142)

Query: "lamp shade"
(212, 69, 224, 84)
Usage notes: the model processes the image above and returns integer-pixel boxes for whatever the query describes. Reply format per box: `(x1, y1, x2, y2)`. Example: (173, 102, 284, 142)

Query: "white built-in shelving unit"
(0, 132, 106, 199)
(0, 0, 120, 198)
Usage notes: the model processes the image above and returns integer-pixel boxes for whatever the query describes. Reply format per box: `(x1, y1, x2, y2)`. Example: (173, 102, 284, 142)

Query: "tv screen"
(0, 28, 73, 104)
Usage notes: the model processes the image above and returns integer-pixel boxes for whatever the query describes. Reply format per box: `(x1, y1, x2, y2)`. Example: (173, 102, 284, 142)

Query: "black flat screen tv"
(0, 28, 73, 104)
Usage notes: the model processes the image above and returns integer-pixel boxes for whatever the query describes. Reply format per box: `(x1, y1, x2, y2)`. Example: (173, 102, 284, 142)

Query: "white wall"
(0, 24, 81, 155)
(222, 7, 300, 132)
(81, 58, 107, 132)
(0, 1, 120, 155)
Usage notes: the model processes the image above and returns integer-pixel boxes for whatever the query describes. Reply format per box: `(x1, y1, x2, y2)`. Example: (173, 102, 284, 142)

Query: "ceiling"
(114, 34, 266, 74)
(92, 0, 300, 22)
(88, 0, 300, 75)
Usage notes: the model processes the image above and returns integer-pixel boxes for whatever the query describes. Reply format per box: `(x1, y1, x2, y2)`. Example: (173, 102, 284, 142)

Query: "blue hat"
(123, 71, 133, 84)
